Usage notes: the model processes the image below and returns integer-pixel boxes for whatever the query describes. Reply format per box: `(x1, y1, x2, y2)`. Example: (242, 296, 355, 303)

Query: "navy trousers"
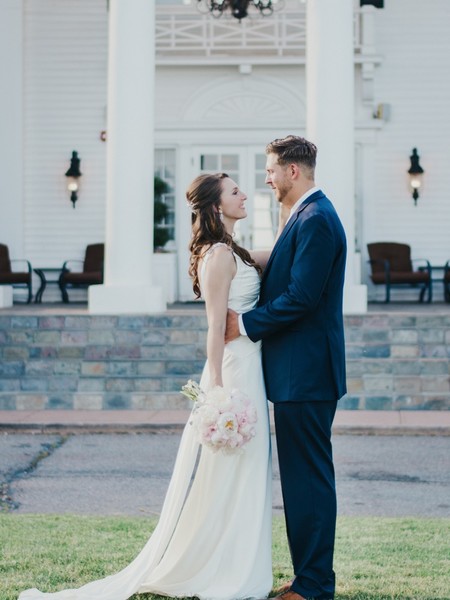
(274, 401, 338, 600)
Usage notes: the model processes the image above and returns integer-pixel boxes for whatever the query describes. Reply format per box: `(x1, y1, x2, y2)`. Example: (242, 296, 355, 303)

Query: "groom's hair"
(266, 135, 317, 175)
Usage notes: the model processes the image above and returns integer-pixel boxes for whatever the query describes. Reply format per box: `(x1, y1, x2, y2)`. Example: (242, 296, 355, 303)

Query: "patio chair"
(0, 243, 33, 303)
(367, 242, 432, 303)
(444, 261, 450, 303)
(59, 243, 104, 303)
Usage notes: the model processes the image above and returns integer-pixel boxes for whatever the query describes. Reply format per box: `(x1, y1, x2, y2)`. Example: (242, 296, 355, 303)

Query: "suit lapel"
(262, 190, 325, 284)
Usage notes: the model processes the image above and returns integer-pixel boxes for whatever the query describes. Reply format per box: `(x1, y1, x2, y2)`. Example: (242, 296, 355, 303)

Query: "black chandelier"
(196, 0, 278, 21)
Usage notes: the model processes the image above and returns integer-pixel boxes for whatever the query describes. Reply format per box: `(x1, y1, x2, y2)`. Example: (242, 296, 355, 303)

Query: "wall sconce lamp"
(65, 151, 82, 208)
(360, 0, 384, 7)
(407, 147, 424, 206)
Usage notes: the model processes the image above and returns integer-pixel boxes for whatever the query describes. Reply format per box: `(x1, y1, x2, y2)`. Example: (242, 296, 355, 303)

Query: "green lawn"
(1, 515, 449, 600)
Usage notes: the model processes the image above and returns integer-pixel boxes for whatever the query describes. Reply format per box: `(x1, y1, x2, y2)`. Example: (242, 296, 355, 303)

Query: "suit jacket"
(243, 190, 347, 403)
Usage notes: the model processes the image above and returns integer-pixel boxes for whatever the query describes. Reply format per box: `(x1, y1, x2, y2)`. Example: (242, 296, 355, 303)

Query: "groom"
(225, 135, 346, 600)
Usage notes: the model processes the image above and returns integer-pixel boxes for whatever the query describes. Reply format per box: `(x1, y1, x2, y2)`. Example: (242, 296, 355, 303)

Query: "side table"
(33, 268, 63, 303)
(419, 265, 447, 302)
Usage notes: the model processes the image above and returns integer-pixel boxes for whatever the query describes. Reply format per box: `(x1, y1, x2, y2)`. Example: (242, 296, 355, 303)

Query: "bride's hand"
(225, 308, 240, 344)
(210, 381, 223, 389)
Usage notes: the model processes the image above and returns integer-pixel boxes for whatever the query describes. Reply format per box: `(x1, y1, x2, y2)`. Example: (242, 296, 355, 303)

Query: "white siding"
(364, 0, 450, 266)
(24, 0, 108, 269)
(0, 0, 24, 257)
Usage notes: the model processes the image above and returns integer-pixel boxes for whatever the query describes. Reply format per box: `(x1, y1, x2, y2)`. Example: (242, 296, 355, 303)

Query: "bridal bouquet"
(180, 380, 257, 454)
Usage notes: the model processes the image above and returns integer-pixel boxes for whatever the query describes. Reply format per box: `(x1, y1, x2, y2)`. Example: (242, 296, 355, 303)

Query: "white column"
(89, 0, 165, 314)
(0, 287, 13, 308)
(177, 144, 196, 301)
(306, 0, 367, 314)
(0, 0, 24, 257)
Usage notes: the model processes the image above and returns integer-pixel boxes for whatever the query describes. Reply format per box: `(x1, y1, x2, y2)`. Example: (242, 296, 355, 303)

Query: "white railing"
(155, 5, 306, 62)
(155, 6, 368, 64)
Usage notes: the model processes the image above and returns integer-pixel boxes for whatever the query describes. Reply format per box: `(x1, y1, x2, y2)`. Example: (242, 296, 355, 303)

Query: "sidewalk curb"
(1, 423, 448, 436)
(1, 409, 449, 436)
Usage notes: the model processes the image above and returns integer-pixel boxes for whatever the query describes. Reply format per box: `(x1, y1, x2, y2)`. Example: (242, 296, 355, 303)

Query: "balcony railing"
(155, 5, 369, 65)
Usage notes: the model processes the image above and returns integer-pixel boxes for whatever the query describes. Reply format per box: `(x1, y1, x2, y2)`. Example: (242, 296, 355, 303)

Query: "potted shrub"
(154, 175, 170, 251)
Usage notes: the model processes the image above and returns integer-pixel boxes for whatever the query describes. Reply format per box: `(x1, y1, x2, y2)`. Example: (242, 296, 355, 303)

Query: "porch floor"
(1, 300, 449, 315)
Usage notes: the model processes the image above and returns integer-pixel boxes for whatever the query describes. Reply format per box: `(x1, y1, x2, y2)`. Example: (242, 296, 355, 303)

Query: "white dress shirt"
(284, 186, 320, 225)
(237, 186, 320, 336)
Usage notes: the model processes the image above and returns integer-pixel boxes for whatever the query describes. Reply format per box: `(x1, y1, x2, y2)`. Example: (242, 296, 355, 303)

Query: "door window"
(197, 149, 277, 250)
(252, 153, 278, 248)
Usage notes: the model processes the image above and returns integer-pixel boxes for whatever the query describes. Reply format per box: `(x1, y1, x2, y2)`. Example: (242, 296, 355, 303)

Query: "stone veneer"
(0, 310, 449, 411)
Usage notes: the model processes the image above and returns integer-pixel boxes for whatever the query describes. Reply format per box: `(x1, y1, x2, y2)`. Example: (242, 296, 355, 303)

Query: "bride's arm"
(250, 203, 290, 270)
(201, 247, 236, 388)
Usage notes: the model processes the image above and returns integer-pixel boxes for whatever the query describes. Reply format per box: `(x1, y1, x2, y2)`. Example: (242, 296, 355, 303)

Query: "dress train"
(19, 251, 272, 600)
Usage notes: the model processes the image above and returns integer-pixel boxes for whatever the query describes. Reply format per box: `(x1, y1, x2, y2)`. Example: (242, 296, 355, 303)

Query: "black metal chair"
(367, 242, 432, 303)
(59, 243, 104, 303)
(0, 243, 33, 303)
(444, 261, 450, 303)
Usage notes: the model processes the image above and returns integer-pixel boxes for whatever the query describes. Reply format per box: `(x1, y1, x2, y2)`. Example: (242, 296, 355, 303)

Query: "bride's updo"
(187, 173, 261, 298)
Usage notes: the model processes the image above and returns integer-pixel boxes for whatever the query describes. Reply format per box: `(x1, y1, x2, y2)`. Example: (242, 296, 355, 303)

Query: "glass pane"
(254, 192, 275, 245)
(254, 193, 271, 211)
(165, 212, 175, 226)
(163, 193, 175, 209)
(154, 148, 176, 243)
(255, 173, 266, 188)
(221, 154, 239, 171)
(255, 154, 266, 169)
(252, 162, 277, 248)
(164, 167, 175, 180)
(201, 154, 218, 171)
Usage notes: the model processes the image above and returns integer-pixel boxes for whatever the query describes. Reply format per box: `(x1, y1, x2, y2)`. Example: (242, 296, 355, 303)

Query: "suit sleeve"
(243, 213, 337, 342)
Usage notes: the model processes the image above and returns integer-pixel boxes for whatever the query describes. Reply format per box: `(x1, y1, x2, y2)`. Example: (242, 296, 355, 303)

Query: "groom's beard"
(274, 175, 293, 203)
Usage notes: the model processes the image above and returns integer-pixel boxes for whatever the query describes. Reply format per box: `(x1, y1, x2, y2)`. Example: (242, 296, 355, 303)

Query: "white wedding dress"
(19, 246, 273, 600)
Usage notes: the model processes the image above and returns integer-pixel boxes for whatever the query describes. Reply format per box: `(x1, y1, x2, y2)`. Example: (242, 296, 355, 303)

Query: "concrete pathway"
(1, 432, 449, 518)
(1, 408, 449, 518)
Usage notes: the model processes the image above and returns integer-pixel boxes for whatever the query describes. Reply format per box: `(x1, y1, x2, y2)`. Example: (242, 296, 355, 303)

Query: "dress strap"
(202, 242, 232, 265)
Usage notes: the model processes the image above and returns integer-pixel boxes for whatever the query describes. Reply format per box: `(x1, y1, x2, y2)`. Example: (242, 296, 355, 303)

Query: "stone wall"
(0, 310, 449, 411)
(0, 312, 207, 411)
(343, 313, 450, 410)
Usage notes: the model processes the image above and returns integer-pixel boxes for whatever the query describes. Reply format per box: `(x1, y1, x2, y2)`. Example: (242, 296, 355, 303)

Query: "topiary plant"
(154, 176, 170, 250)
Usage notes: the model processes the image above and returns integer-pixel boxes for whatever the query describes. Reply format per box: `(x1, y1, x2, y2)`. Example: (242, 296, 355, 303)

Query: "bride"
(19, 172, 286, 600)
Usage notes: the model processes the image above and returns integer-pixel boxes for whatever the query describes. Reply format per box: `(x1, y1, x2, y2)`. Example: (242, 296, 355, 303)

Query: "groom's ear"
(288, 163, 300, 180)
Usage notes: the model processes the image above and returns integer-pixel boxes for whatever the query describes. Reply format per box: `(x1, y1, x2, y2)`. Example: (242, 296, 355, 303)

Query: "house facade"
(1, 0, 450, 306)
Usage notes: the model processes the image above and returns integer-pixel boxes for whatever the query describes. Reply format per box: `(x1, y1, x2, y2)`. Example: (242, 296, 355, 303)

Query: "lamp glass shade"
(407, 172, 424, 198)
(410, 176, 422, 190)
(67, 179, 79, 192)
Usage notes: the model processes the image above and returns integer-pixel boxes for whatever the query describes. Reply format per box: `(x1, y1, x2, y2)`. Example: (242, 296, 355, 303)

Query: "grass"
(1, 515, 449, 600)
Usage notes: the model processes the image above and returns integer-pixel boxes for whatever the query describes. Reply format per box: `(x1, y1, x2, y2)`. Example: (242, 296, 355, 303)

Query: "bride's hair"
(187, 172, 261, 298)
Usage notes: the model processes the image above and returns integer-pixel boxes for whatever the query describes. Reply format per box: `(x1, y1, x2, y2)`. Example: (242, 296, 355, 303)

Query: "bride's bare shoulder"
(199, 244, 236, 287)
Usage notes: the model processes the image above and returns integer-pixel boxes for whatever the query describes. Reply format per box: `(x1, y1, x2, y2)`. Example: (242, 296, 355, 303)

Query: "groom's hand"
(225, 309, 240, 343)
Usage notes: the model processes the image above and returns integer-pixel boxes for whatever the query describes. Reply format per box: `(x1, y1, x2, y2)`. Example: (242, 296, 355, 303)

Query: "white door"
(194, 146, 278, 250)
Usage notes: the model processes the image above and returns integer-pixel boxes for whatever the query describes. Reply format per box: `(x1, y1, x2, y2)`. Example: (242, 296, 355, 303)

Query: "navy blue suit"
(243, 190, 346, 599)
